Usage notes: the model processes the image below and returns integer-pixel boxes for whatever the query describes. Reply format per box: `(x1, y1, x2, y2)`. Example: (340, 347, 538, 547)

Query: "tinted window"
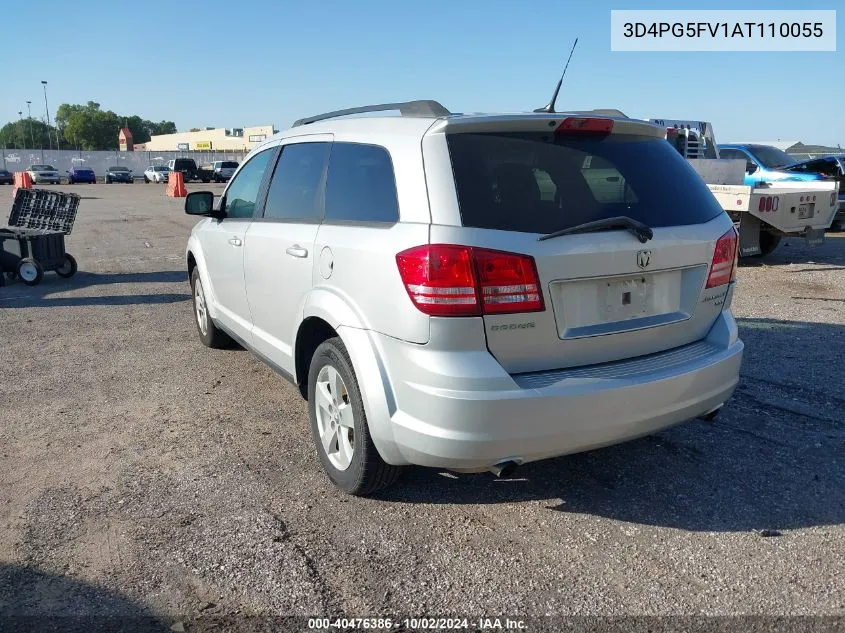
(718, 148, 747, 161)
(223, 148, 274, 219)
(324, 143, 399, 223)
(263, 142, 330, 221)
(447, 132, 724, 234)
(747, 145, 798, 169)
(221, 161, 239, 168)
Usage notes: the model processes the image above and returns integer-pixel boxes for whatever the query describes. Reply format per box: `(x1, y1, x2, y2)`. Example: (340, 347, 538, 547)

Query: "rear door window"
(447, 132, 724, 234)
(324, 143, 399, 223)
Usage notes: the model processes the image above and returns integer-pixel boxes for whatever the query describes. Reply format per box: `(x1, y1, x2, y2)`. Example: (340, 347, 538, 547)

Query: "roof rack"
(292, 100, 450, 127)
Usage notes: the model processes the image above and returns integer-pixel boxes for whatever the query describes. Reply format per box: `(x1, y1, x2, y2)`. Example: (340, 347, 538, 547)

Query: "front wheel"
(55, 253, 77, 278)
(308, 337, 402, 496)
(17, 258, 44, 286)
(190, 268, 231, 349)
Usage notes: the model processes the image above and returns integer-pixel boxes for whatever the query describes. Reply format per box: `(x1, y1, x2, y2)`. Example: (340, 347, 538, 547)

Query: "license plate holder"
(798, 203, 815, 219)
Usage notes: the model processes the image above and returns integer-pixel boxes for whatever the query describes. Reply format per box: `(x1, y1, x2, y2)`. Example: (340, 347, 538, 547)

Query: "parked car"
(26, 164, 61, 185)
(67, 166, 97, 184)
(166, 158, 212, 183)
(183, 100, 744, 496)
(104, 166, 133, 184)
(143, 165, 170, 183)
(0, 169, 13, 185)
(717, 144, 834, 186)
(211, 160, 239, 182)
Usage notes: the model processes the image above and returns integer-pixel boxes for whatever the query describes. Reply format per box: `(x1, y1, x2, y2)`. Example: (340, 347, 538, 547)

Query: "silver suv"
(184, 100, 744, 495)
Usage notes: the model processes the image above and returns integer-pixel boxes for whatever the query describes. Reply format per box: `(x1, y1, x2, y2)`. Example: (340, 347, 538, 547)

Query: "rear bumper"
(361, 311, 743, 470)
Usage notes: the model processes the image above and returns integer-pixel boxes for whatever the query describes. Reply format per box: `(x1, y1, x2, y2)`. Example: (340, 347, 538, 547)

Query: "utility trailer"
(649, 119, 838, 257)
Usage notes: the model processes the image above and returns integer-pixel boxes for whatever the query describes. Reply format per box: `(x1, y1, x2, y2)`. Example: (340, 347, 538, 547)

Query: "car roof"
(256, 109, 660, 152)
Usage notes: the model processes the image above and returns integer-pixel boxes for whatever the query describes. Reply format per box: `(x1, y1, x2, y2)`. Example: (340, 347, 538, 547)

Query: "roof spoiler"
(568, 109, 629, 118)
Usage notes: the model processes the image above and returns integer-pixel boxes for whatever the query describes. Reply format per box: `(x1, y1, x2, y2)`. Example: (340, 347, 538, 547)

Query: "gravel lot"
(1, 184, 843, 629)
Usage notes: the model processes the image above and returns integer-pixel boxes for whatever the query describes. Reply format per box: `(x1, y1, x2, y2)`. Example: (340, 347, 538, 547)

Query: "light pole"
(26, 100, 34, 148)
(17, 111, 23, 149)
(41, 80, 59, 152)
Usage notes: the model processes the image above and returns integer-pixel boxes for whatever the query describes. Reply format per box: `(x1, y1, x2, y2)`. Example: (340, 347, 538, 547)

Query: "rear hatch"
(426, 116, 736, 374)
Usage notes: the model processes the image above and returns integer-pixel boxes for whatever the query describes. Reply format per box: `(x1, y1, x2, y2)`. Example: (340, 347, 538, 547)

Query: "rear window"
(221, 161, 239, 168)
(174, 159, 196, 169)
(446, 132, 724, 234)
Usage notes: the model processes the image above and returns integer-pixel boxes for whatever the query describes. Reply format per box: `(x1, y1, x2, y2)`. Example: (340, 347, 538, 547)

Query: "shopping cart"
(0, 189, 80, 286)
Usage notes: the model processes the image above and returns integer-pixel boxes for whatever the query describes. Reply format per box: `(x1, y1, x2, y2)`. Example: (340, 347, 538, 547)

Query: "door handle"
(286, 245, 308, 258)
(228, 237, 242, 247)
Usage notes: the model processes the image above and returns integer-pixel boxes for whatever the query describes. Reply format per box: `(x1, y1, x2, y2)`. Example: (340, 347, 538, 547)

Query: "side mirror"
(185, 191, 218, 216)
(746, 161, 758, 174)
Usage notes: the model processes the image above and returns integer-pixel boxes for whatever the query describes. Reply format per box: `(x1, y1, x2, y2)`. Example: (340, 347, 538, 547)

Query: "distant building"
(143, 125, 276, 152)
(118, 127, 134, 152)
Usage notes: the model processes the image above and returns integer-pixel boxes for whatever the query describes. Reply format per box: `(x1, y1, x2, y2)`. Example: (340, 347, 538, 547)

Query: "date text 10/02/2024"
(307, 617, 528, 630)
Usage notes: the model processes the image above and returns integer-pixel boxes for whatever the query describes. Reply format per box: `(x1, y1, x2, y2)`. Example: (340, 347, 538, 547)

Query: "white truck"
(649, 119, 838, 257)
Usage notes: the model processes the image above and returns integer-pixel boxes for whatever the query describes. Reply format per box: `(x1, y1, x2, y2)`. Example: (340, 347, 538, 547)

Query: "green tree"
(52, 101, 178, 150)
(0, 118, 59, 149)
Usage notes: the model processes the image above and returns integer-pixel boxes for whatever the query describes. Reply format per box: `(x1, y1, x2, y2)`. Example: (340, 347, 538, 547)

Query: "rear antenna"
(534, 38, 578, 114)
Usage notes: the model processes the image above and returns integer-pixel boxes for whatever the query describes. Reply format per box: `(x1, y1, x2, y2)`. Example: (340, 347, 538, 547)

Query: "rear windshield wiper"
(538, 216, 654, 243)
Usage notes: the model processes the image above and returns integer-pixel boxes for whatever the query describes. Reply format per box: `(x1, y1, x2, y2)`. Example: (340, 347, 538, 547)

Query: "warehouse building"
(137, 125, 277, 152)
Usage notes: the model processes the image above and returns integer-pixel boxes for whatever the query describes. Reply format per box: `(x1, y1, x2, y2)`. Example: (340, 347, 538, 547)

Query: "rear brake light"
(765, 196, 773, 212)
(557, 117, 614, 135)
(474, 249, 543, 314)
(705, 228, 738, 289)
(396, 245, 544, 316)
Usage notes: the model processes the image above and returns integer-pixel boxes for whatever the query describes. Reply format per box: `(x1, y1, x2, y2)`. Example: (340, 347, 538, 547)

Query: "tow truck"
(649, 119, 838, 257)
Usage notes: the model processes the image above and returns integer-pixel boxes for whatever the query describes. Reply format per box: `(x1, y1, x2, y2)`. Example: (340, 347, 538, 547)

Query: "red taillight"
(396, 245, 544, 316)
(758, 197, 766, 212)
(557, 117, 614, 135)
(473, 250, 544, 314)
(705, 229, 738, 289)
(395, 245, 478, 316)
(765, 196, 773, 212)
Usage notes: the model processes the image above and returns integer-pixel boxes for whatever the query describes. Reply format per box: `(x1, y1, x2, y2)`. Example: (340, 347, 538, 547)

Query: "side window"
(263, 142, 331, 221)
(223, 148, 274, 219)
(719, 148, 745, 160)
(324, 143, 399, 223)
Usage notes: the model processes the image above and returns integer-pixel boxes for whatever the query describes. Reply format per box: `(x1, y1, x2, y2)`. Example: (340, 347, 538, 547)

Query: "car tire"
(55, 253, 77, 278)
(758, 231, 782, 257)
(17, 258, 44, 286)
(308, 337, 402, 496)
(190, 268, 232, 349)
(144, 176, 149, 183)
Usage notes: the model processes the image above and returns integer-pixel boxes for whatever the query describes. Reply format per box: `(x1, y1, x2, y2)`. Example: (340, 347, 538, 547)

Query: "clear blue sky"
(3, 0, 842, 146)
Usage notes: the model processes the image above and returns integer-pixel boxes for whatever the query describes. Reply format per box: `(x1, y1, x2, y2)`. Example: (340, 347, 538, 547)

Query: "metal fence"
(0, 148, 249, 177)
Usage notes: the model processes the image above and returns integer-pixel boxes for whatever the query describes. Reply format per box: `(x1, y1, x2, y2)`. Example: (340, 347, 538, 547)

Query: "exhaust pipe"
(489, 460, 519, 478)
(698, 405, 723, 421)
